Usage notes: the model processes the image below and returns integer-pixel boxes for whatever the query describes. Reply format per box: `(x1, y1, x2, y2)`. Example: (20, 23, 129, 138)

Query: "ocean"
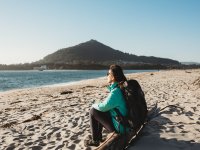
(0, 70, 156, 92)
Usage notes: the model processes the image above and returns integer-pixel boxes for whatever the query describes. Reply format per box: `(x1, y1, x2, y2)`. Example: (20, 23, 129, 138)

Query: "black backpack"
(115, 79, 148, 131)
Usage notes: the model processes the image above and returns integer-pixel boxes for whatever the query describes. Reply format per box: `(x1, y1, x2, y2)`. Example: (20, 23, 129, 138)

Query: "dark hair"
(109, 64, 127, 83)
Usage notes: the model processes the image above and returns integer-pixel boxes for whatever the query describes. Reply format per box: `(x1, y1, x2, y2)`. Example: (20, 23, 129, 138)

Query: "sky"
(0, 0, 200, 64)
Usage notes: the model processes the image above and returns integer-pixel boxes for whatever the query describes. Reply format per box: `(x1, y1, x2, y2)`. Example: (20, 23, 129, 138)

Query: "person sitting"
(84, 64, 128, 147)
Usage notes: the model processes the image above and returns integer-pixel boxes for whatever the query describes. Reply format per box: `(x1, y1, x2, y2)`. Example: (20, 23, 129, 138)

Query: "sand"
(0, 69, 200, 150)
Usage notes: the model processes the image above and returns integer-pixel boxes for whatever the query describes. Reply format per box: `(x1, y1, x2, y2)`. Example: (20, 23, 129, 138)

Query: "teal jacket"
(92, 82, 128, 134)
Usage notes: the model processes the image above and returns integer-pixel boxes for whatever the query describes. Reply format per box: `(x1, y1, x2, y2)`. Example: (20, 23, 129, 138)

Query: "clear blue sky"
(0, 0, 200, 64)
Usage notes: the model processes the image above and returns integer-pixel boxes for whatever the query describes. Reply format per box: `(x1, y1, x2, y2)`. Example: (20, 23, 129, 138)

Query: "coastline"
(0, 69, 200, 149)
(0, 69, 157, 93)
(0, 76, 106, 95)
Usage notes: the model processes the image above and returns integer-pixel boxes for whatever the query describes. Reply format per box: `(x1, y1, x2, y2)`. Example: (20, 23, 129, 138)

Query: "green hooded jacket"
(92, 82, 128, 134)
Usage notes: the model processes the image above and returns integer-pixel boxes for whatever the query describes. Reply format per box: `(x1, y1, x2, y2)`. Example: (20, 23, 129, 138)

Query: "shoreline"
(0, 69, 157, 94)
(0, 76, 106, 95)
(0, 69, 200, 149)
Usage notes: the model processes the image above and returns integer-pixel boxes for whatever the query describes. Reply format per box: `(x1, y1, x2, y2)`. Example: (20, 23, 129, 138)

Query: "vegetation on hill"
(36, 39, 180, 66)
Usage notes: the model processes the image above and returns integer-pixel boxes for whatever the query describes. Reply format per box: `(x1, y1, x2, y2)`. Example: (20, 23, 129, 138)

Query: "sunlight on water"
(0, 70, 156, 92)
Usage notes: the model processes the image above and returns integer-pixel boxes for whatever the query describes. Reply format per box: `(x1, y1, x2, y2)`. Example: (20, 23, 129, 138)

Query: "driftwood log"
(95, 125, 144, 150)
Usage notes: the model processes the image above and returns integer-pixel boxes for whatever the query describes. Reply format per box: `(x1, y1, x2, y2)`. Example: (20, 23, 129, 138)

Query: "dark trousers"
(90, 108, 115, 141)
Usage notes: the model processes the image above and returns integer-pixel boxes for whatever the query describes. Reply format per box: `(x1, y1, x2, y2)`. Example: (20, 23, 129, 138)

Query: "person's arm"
(92, 90, 118, 112)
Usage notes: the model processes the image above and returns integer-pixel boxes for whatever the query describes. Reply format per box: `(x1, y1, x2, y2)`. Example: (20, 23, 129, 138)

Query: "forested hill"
(37, 39, 180, 65)
(0, 40, 183, 70)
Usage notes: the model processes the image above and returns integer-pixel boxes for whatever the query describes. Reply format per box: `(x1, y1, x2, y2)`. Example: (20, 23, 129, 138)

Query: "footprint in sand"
(30, 146, 42, 150)
(38, 141, 47, 146)
(47, 146, 55, 149)
(46, 127, 60, 139)
(73, 139, 81, 144)
(49, 141, 56, 144)
(24, 141, 33, 146)
(55, 132, 62, 141)
(55, 144, 65, 150)
(67, 144, 76, 149)
(196, 121, 200, 125)
(70, 135, 78, 140)
(6, 143, 16, 150)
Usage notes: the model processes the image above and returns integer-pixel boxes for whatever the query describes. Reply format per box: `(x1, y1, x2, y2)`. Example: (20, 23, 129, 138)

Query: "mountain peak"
(38, 40, 180, 65)
(89, 39, 98, 42)
(79, 39, 104, 46)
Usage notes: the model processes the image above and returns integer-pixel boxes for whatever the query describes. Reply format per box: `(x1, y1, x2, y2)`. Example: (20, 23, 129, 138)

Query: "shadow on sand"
(127, 105, 200, 150)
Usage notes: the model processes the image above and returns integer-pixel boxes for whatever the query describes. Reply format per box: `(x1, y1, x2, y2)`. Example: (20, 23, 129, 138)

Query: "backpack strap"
(114, 108, 127, 145)
(114, 108, 124, 124)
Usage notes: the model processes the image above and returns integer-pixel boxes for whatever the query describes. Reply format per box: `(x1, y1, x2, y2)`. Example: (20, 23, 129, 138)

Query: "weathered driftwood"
(95, 125, 144, 150)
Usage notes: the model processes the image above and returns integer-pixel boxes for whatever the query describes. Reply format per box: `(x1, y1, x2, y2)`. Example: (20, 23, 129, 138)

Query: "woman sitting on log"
(84, 64, 128, 147)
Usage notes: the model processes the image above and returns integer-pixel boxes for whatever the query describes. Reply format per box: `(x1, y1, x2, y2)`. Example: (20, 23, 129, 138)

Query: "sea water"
(0, 70, 156, 92)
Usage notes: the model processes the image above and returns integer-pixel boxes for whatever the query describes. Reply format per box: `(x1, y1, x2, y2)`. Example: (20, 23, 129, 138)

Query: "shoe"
(84, 135, 100, 147)
(87, 135, 106, 142)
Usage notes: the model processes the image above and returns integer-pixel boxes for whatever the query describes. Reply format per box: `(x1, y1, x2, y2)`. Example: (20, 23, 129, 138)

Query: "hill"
(0, 40, 183, 70)
(36, 39, 180, 66)
(181, 62, 200, 65)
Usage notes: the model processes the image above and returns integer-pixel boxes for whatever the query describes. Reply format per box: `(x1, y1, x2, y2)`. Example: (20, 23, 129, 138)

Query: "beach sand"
(0, 69, 200, 150)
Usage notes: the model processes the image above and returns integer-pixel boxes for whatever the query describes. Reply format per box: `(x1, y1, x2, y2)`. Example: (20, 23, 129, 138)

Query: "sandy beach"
(0, 69, 200, 150)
